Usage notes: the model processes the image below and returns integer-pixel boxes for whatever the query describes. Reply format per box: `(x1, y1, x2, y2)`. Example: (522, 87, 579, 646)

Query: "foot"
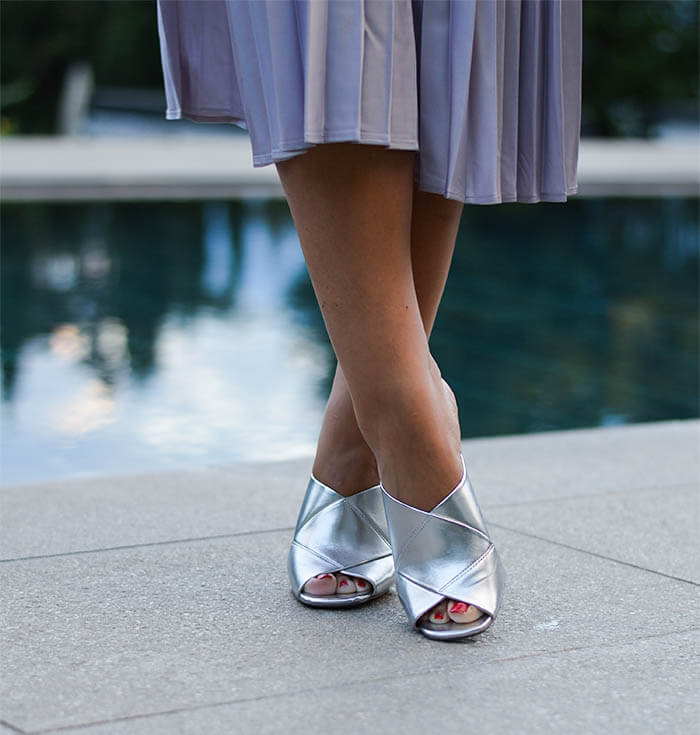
(373, 371, 484, 629)
(302, 572, 373, 597)
(302, 371, 381, 599)
(312, 365, 381, 495)
(420, 599, 485, 627)
(418, 380, 486, 628)
(307, 364, 482, 626)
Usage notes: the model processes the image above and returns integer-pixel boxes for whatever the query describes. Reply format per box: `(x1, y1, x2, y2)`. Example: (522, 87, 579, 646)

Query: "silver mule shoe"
(381, 454, 505, 640)
(288, 474, 394, 608)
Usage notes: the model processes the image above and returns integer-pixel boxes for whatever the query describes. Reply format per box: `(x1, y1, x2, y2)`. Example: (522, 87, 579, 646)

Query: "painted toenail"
(434, 613, 444, 620)
(318, 574, 334, 580)
(339, 580, 348, 586)
(356, 580, 367, 588)
(449, 602, 469, 614)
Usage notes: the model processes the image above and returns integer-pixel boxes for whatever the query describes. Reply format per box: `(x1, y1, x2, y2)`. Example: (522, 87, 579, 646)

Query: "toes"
(303, 573, 337, 596)
(302, 573, 371, 597)
(426, 600, 449, 624)
(421, 599, 484, 626)
(447, 600, 483, 624)
(353, 577, 371, 594)
(335, 574, 357, 595)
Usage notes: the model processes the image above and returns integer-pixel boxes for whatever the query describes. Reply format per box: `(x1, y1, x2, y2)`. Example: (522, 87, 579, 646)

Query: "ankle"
(373, 434, 463, 513)
(313, 441, 379, 494)
(355, 374, 462, 510)
(377, 432, 463, 511)
(313, 375, 379, 493)
(359, 374, 457, 454)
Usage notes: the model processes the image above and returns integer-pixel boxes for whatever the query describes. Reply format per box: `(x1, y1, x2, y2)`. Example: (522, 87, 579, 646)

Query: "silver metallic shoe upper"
(288, 474, 395, 607)
(381, 454, 505, 639)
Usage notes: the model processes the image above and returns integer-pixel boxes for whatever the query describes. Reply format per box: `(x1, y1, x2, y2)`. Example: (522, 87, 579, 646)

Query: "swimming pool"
(2, 197, 697, 485)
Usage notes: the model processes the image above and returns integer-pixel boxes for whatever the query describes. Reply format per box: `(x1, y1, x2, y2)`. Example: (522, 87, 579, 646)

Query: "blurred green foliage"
(1, 0, 698, 136)
(1, 0, 163, 134)
(582, 0, 698, 136)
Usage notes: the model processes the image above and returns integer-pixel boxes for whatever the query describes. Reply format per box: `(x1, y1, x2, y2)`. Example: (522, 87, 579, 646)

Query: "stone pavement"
(1, 419, 698, 734)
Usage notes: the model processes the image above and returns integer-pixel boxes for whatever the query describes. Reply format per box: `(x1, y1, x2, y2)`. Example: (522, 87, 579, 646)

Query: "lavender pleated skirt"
(156, 0, 582, 204)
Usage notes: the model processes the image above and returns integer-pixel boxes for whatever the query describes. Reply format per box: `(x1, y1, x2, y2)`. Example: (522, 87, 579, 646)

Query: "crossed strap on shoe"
(288, 475, 395, 607)
(381, 455, 505, 639)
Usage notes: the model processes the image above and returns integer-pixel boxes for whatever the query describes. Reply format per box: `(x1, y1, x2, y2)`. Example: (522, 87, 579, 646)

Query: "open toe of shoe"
(288, 476, 394, 609)
(381, 455, 505, 640)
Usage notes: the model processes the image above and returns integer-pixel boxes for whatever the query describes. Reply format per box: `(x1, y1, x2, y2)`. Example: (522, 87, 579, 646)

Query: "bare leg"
(277, 142, 461, 506)
(311, 186, 463, 496)
(278, 143, 480, 623)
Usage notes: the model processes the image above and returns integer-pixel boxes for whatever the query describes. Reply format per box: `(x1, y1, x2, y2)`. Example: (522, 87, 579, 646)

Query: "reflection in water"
(200, 202, 235, 300)
(436, 198, 698, 435)
(1, 197, 697, 485)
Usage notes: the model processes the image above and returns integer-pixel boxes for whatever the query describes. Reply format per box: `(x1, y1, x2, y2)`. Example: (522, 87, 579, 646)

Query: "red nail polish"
(319, 574, 333, 580)
(449, 602, 469, 614)
(339, 580, 348, 586)
(434, 613, 444, 620)
(357, 580, 366, 588)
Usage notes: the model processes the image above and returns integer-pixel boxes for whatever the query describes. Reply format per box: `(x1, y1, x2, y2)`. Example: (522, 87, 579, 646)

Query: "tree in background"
(1, 0, 698, 137)
(1, 0, 162, 134)
(582, 0, 698, 136)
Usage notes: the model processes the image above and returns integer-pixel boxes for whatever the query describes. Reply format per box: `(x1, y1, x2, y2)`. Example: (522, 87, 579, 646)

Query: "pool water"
(1, 197, 697, 485)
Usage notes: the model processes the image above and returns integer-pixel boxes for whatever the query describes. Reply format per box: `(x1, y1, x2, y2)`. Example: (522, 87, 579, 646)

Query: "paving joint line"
(490, 522, 699, 586)
(0, 527, 294, 564)
(0, 721, 26, 734)
(28, 626, 698, 734)
(2, 478, 696, 564)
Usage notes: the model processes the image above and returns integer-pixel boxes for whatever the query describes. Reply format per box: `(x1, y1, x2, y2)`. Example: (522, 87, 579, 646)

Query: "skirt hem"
(416, 178, 579, 205)
(163, 110, 578, 206)
(166, 108, 249, 129)
(157, 0, 582, 208)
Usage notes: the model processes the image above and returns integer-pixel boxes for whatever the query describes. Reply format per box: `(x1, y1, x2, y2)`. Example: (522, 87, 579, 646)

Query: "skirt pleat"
(156, 0, 581, 205)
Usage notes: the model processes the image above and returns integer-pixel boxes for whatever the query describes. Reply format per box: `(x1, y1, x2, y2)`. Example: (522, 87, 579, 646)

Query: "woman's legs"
(277, 142, 480, 622)
(277, 142, 461, 506)
(302, 182, 464, 598)
(310, 185, 463, 497)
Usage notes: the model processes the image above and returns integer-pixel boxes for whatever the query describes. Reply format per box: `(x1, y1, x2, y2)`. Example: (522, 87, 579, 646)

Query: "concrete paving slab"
(45, 630, 699, 735)
(2, 527, 697, 733)
(1, 420, 697, 561)
(458, 419, 699, 509)
(0, 458, 310, 561)
(490, 484, 699, 583)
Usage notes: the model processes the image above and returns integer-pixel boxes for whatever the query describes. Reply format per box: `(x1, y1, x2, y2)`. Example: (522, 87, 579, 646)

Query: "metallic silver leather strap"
(381, 455, 505, 636)
(288, 475, 394, 605)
